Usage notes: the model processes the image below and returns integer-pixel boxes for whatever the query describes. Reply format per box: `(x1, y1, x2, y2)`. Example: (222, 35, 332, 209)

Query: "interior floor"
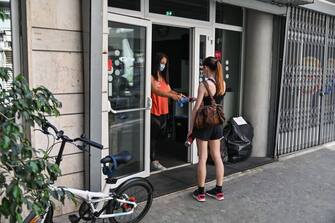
(155, 139, 188, 169)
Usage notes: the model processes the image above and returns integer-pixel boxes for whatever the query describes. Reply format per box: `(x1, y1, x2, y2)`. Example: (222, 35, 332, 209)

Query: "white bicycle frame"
(49, 184, 137, 219)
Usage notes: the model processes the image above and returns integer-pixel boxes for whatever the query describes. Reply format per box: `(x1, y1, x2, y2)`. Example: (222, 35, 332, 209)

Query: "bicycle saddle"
(100, 151, 132, 165)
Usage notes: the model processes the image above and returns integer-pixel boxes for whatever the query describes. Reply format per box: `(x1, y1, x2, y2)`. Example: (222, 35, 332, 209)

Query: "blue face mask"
(160, 64, 165, 72)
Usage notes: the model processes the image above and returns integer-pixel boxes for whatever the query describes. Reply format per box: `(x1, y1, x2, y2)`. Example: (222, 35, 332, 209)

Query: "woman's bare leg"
(209, 139, 224, 186)
(196, 139, 208, 187)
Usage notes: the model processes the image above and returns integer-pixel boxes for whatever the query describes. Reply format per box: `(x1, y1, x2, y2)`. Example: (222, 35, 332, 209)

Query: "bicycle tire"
(23, 204, 54, 223)
(107, 178, 153, 223)
(45, 204, 54, 223)
(23, 212, 36, 223)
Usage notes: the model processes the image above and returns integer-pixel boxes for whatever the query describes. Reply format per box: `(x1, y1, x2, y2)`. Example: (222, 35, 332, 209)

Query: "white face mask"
(159, 64, 165, 72)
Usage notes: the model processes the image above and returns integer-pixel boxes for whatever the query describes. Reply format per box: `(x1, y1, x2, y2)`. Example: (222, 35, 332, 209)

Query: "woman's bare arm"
(189, 83, 206, 132)
(151, 77, 182, 101)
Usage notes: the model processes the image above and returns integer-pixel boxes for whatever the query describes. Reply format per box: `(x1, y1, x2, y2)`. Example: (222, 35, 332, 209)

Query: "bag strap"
(207, 78, 216, 85)
(202, 81, 216, 105)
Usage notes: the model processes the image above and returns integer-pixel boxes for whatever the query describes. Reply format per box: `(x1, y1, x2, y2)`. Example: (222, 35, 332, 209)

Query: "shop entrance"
(151, 24, 191, 170)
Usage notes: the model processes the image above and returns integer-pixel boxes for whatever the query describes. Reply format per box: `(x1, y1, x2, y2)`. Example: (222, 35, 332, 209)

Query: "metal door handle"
(108, 97, 152, 114)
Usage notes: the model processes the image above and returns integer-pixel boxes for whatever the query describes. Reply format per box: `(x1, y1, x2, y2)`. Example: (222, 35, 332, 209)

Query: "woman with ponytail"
(188, 56, 226, 202)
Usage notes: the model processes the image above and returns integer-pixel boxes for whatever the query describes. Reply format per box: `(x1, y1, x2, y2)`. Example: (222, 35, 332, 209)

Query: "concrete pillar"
(243, 10, 273, 157)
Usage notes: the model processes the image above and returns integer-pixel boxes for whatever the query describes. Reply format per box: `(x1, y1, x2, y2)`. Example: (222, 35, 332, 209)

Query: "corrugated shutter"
(276, 6, 335, 156)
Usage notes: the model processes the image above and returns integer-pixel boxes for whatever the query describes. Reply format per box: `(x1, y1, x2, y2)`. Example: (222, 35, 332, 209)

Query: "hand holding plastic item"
(177, 96, 197, 107)
(188, 97, 197, 102)
(177, 96, 188, 107)
(184, 133, 194, 147)
(168, 92, 182, 101)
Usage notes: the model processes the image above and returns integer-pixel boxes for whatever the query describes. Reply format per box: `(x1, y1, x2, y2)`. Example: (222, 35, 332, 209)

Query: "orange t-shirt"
(151, 78, 169, 116)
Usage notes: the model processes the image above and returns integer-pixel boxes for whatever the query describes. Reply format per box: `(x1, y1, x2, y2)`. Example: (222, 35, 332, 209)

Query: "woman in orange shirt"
(151, 53, 182, 171)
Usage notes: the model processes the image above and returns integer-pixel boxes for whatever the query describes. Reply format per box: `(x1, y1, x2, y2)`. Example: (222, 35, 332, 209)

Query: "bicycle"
(24, 122, 154, 223)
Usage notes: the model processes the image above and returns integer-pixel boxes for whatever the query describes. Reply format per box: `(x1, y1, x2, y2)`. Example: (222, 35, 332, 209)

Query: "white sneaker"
(151, 161, 167, 171)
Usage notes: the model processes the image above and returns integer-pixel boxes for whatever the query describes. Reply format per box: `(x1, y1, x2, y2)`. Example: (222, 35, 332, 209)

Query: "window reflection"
(216, 3, 243, 26)
(150, 0, 210, 21)
(199, 35, 206, 82)
(108, 22, 146, 110)
(0, 0, 13, 90)
(215, 29, 242, 119)
(108, 0, 141, 11)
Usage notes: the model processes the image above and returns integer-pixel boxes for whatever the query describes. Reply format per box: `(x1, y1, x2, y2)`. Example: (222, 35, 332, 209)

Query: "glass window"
(0, 0, 13, 90)
(215, 29, 242, 119)
(149, 0, 210, 21)
(108, 0, 141, 11)
(108, 21, 146, 177)
(216, 3, 243, 26)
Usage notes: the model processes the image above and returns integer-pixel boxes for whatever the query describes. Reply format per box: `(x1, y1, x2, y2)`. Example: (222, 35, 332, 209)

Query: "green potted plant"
(0, 8, 76, 222)
(0, 69, 76, 223)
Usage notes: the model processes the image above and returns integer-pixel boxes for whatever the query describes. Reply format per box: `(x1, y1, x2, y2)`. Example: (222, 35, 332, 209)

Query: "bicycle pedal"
(68, 214, 80, 223)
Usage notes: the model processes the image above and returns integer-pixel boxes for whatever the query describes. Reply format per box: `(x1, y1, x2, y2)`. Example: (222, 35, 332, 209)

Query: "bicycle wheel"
(107, 178, 153, 223)
(44, 204, 54, 223)
(23, 204, 53, 223)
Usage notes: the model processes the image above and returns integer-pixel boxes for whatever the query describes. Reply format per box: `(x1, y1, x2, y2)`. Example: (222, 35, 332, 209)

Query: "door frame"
(150, 22, 205, 169)
(190, 27, 214, 164)
(150, 24, 214, 165)
(107, 13, 152, 187)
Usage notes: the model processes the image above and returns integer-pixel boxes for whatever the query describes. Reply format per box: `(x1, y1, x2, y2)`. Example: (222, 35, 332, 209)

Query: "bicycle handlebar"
(42, 121, 103, 150)
(42, 122, 60, 136)
(74, 137, 103, 150)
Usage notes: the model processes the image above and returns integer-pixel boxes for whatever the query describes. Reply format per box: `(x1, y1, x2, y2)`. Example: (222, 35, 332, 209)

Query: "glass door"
(190, 28, 214, 164)
(107, 14, 151, 181)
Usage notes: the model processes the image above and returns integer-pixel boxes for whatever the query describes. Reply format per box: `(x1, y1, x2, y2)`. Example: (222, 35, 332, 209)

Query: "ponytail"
(216, 62, 225, 96)
(203, 57, 226, 95)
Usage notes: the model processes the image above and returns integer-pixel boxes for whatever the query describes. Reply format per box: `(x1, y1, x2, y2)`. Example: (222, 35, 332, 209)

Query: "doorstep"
(147, 157, 273, 198)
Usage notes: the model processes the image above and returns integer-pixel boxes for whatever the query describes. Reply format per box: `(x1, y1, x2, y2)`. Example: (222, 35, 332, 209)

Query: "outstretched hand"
(170, 93, 183, 101)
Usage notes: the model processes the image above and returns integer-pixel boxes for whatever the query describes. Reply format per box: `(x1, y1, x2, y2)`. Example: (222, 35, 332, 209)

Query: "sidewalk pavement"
(54, 146, 335, 223)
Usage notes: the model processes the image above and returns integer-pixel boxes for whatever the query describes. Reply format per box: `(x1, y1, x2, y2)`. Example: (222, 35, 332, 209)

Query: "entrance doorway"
(151, 24, 190, 170)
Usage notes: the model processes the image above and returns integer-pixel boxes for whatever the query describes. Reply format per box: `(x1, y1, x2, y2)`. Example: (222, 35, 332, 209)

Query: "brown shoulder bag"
(194, 81, 225, 129)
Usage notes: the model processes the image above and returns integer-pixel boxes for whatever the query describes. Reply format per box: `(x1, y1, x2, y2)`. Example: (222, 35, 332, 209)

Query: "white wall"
(243, 9, 273, 157)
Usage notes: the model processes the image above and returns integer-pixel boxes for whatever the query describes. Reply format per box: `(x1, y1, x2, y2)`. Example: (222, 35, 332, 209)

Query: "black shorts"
(193, 124, 223, 141)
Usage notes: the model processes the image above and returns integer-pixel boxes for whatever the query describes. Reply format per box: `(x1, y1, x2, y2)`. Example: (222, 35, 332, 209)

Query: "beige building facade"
(27, 0, 88, 216)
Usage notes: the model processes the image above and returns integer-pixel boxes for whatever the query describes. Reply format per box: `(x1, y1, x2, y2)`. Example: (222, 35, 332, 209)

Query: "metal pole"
(300, 9, 307, 151)
(319, 14, 328, 146)
(275, 7, 291, 157)
(322, 15, 330, 144)
(291, 7, 300, 153)
(306, 10, 312, 149)
(296, 8, 304, 152)
(330, 17, 335, 142)
(310, 11, 317, 147)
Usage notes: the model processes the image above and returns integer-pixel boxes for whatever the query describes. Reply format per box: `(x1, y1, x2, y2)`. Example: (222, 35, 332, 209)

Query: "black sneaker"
(192, 189, 206, 202)
(206, 187, 224, 201)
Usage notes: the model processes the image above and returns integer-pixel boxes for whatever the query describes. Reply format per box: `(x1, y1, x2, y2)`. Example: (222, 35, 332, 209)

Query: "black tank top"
(202, 79, 224, 105)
